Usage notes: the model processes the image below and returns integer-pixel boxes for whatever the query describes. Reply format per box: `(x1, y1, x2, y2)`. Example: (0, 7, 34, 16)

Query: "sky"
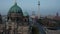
(0, 0, 60, 16)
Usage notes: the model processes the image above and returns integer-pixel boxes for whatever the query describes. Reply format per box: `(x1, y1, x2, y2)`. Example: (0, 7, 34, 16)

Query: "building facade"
(0, 2, 31, 34)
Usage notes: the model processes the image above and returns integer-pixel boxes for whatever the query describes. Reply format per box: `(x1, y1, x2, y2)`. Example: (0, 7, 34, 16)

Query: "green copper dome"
(8, 3, 23, 14)
(23, 11, 29, 16)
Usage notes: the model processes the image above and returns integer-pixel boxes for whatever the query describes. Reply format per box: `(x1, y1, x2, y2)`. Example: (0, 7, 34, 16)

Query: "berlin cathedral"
(0, 0, 46, 34)
(0, 0, 45, 34)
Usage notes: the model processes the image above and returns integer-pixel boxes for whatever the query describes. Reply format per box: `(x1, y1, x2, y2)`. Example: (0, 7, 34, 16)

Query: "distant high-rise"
(37, 0, 40, 19)
(56, 12, 59, 16)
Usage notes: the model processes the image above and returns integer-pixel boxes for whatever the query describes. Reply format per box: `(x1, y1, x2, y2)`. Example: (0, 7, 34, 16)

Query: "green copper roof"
(8, 3, 22, 13)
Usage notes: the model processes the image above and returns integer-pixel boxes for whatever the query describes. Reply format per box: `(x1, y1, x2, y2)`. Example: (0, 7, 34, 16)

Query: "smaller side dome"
(23, 11, 29, 16)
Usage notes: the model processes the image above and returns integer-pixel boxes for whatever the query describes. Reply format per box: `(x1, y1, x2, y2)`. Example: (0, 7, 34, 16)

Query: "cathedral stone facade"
(5, 2, 31, 34)
(0, 1, 46, 34)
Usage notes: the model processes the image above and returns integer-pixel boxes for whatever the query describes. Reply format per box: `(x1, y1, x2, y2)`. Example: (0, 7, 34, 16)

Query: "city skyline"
(0, 0, 60, 16)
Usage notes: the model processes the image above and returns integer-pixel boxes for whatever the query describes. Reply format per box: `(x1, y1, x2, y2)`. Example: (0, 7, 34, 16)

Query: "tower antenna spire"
(37, 0, 40, 19)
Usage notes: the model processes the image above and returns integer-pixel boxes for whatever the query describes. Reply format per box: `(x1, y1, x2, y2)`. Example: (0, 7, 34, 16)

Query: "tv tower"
(37, 0, 40, 19)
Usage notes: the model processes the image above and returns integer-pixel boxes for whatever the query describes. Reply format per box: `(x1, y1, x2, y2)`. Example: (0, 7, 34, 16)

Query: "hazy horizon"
(0, 0, 60, 16)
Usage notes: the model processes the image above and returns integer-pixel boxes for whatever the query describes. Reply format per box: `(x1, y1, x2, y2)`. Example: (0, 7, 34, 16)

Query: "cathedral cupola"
(8, 3, 23, 14)
(8, 1, 23, 22)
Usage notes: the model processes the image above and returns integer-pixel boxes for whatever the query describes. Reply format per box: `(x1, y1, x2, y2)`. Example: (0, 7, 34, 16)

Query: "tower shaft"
(37, 0, 40, 19)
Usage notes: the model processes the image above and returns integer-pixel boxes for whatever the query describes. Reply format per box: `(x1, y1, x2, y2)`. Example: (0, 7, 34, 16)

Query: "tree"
(32, 26, 39, 34)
